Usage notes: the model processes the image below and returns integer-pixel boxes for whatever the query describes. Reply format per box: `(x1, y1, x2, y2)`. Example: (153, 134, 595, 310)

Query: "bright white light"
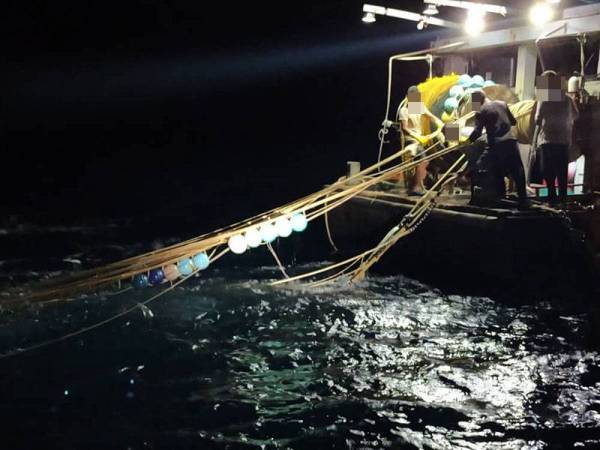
(529, 2, 554, 26)
(423, 4, 439, 15)
(362, 12, 376, 23)
(464, 9, 485, 36)
(244, 228, 262, 248)
(228, 234, 248, 255)
(424, 0, 506, 16)
(275, 217, 293, 238)
(260, 223, 278, 244)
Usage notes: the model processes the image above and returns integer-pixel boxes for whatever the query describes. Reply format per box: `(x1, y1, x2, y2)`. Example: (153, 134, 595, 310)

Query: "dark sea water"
(1, 223, 600, 449)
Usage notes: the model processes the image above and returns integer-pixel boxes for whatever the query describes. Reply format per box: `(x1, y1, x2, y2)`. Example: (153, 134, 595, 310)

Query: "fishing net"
(417, 74, 460, 134)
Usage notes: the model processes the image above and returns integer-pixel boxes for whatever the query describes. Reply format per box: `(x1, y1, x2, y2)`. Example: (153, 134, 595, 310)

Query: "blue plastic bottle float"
(229, 212, 307, 255)
(132, 251, 211, 288)
(131, 212, 308, 288)
(444, 73, 496, 114)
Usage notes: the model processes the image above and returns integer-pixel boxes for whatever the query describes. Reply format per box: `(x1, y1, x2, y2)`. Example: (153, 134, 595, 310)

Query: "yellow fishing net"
(416, 74, 460, 134)
(509, 100, 537, 145)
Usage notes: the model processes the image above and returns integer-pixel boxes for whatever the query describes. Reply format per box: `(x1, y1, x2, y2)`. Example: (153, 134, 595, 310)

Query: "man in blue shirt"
(468, 90, 528, 208)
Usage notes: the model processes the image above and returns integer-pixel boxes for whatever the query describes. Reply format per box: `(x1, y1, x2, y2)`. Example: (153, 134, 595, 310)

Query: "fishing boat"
(328, 3, 600, 300)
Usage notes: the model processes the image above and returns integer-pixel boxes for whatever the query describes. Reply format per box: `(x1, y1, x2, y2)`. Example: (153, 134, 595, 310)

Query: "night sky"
(1, 0, 591, 225)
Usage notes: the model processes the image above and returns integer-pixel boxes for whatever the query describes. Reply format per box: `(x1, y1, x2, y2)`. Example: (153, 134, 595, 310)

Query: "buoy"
(148, 268, 164, 285)
(449, 85, 464, 98)
(275, 217, 293, 238)
(228, 234, 248, 254)
(260, 223, 278, 244)
(568, 75, 581, 93)
(163, 264, 179, 281)
(290, 213, 308, 232)
(458, 74, 472, 86)
(471, 74, 485, 87)
(244, 228, 262, 248)
(192, 252, 210, 270)
(177, 258, 194, 276)
(483, 79, 496, 87)
(443, 97, 459, 113)
(132, 273, 149, 289)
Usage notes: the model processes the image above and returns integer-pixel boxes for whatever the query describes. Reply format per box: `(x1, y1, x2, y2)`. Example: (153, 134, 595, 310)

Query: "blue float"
(177, 258, 195, 276)
(449, 85, 464, 98)
(192, 252, 210, 270)
(443, 97, 459, 113)
(260, 223, 278, 244)
(471, 74, 485, 87)
(148, 268, 164, 286)
(458, 74, 472, 86)
(483, 79, 496, 87)
(291, 213, 308, 232)
(133, 273, 149, 289)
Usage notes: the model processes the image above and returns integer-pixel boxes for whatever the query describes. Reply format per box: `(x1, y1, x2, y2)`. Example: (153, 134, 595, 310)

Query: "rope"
(11, 98, 534, 305)
(267, 243, 289, 279)
(273, 154, 467, 287)
(377, 41, 464, 167)
(0, 248, 230, 360)
(323, 195, 339, 252)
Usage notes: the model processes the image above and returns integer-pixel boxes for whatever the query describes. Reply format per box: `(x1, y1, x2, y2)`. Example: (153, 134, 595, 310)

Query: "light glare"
(362, 12, 376, 23)
(464, 9, 485, 36)
(529, 3, 554, 26)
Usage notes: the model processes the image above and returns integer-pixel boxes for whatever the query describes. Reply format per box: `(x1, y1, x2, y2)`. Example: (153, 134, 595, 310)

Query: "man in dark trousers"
(468, 90, 529, 208)
(533, 70, 579, 206)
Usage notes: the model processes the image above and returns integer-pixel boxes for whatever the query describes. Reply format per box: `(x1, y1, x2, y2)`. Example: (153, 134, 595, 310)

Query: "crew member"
(533, 70, 579, 206)
(468, 90, 529, 208)
(398, 85, 444, 196)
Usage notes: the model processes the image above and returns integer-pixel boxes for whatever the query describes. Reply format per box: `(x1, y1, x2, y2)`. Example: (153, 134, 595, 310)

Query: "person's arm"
(398, 107, 421, 141)
(532, 126, 540, 151)
(400, 121, 425, 142)
(425, 108, 444, 130)
(532, 101, 542, 150)
(569, 95, 580, 119)
(506, 103, 517, 126)
(468, 112, 484, 142)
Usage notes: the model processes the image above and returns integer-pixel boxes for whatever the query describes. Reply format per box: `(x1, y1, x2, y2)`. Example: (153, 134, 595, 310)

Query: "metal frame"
(363, 4, 460, 28)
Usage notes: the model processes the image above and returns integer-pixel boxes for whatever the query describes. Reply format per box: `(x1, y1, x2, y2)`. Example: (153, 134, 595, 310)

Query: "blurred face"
(536, 74, 566, 102)
(471, 91, 485, 112)
(443, 122, 460, 142)
(407, 90, 425, 114)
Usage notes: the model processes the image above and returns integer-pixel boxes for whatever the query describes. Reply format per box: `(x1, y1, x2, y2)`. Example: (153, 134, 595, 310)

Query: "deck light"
(424, 0, 506, 16)
(362, 12, 376, 23)
(529, 2, 554, 26)
(417, 19, 426, 30)
(464, 8, 485, 35)
(423, 4, 439, 15)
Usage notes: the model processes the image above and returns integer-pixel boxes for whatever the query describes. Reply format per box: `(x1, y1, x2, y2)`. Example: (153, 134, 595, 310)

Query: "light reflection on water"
(1, 266, 600, 449)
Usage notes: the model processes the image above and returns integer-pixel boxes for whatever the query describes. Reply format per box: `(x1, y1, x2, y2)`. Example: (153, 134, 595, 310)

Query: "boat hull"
(328, 194, 597, 301)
